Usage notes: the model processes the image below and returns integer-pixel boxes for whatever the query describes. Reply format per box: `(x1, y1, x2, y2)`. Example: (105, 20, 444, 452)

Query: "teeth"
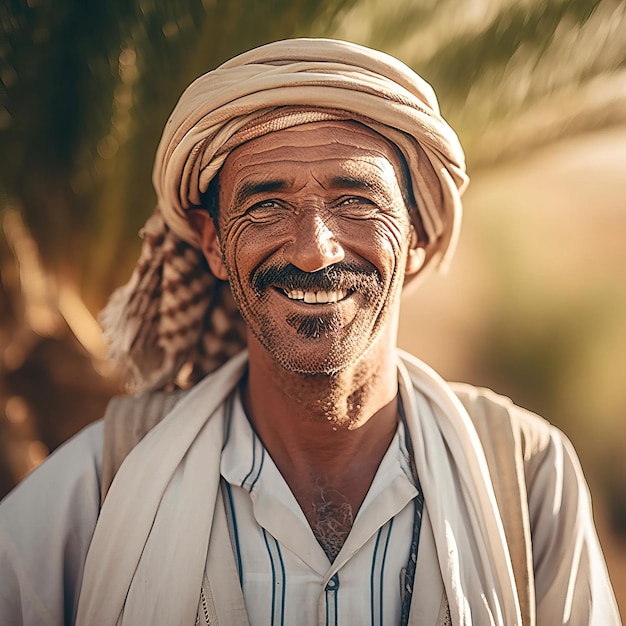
(284, 289, 347, 303)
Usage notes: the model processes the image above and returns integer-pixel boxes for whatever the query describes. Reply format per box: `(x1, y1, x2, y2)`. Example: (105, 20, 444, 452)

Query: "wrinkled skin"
(194, 121, 426, 376)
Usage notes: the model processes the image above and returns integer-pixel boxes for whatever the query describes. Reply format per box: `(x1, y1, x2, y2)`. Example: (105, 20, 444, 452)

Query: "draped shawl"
(76, 350, 522, 625)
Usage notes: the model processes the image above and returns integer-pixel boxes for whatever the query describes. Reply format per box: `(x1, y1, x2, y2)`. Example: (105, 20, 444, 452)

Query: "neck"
(243, 333, 402, 562)
(244, 336, 400, 472)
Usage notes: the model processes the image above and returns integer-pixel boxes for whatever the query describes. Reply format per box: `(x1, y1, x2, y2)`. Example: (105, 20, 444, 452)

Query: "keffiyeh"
(100, 38, 468, 391)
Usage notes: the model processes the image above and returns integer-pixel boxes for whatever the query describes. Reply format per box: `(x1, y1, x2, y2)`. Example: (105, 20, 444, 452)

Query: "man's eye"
(339, 196, 376, 207)
(246, 200, 284, 221)
(336, 196, 377, 216)
(249, 200, 280, 211)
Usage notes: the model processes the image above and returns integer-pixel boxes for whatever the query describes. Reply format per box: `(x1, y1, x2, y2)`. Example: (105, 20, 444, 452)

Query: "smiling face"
(193, 121, 427, 375)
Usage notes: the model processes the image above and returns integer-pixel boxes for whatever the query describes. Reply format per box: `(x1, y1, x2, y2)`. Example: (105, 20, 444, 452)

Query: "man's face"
(205, 121, 423, 374)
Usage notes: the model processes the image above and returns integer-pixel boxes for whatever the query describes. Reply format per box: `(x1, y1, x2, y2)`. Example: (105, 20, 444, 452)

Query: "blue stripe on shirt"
(223, 482, 243, 584)
(379, 517, 394, 625)
(241, 430, 259, 488)
(249, 444, 265, 493)
(241, 430, 266, 493)
(263, 529, 286, 626)
(370, 519, 394, 625)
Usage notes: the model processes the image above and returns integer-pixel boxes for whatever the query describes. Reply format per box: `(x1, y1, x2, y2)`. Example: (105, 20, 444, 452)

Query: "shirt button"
(326, 574, 338, 590)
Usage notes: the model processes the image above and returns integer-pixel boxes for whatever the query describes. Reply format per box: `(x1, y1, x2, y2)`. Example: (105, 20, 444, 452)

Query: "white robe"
(0, 350, 620, 625)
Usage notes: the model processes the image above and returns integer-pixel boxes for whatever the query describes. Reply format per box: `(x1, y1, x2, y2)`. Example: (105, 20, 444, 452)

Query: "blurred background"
(0, 0, 624, 614)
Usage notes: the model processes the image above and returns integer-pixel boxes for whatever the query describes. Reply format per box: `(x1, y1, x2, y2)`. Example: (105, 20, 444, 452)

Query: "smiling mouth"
(281, 288, 349, 304)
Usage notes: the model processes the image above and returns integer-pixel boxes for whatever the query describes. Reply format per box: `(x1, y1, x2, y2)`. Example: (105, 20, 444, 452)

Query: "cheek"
(221, 219, 287, 276)
(345, 215, 410, 274)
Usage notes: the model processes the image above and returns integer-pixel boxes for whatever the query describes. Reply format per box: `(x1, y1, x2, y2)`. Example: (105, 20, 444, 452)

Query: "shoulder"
(449, 383, 593, 523)
(0, 419, 104, 517)
(449, 382, 588, 505)
(99, 355, 246, 498)
(450, 383, 620, 621)
(100, 388, 191, 498)
(450, 382, 560, 463)
(0, 421, 103, 625)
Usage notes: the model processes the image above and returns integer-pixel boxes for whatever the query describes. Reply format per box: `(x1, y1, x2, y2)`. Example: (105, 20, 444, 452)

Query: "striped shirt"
(219, 389, 419, 626)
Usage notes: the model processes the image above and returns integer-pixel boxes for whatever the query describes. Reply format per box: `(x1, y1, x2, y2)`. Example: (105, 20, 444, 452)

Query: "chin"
(276, 356, 347, 377)
(247, 307, 391, 375)
(264, 333, 378, 377)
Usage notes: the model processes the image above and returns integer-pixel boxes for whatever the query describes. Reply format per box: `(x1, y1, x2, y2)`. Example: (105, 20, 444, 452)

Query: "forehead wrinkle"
(339, 157, 403, 196)
(222, 124, 409, 214)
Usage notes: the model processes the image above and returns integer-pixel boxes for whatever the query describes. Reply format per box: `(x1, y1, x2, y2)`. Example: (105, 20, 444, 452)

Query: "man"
(0, 38, 620, 626)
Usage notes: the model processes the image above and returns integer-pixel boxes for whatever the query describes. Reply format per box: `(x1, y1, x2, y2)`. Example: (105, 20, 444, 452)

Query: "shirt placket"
(320, 573, 339, 626)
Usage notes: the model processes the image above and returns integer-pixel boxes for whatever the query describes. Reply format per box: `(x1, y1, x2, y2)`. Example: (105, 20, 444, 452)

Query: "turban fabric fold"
(100, 38, 469, 391)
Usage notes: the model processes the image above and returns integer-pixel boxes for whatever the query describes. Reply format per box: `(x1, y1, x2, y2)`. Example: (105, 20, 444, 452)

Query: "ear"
(404, 224, 427, 276)
(187, 209, 229, 280)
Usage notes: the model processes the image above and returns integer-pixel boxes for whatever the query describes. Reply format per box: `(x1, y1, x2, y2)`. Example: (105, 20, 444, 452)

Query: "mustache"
(252, 262, 381, 294)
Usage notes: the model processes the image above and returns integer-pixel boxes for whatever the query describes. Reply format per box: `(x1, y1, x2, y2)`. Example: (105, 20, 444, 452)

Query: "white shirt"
(220, 389, 420, 626)
(0, 352, 620, 624)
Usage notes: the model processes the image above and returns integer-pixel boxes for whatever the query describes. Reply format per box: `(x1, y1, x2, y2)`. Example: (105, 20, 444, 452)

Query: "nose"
(283, 210, 345, 272)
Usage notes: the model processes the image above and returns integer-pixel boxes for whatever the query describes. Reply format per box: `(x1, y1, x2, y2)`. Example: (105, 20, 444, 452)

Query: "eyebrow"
(329, 176, 375, 192)
(234, 179, 287, 207)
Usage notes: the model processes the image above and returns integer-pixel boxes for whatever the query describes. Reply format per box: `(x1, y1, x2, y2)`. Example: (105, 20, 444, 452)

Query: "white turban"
(100, 38, 469, 391)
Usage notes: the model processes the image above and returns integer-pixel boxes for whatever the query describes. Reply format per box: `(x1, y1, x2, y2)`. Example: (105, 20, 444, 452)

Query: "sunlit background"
(1, 0, 625, 615)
